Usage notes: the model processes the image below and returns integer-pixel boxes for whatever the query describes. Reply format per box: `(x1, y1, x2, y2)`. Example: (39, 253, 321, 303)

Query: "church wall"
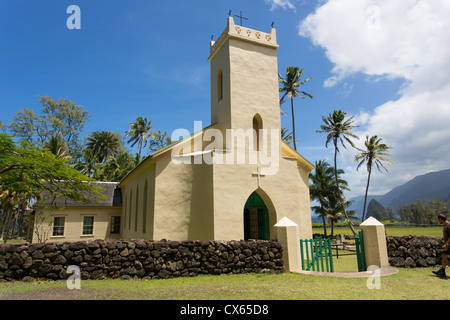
(211, 155, 312, 241)
(263, 157, 313, 240)
(153, 152, 214, 241)
(188, 160, 214, 240)
(228, 38, 280, 134)
(121, 163, 156, 241)
(212, 163, 254, 241)
(297, 165, 313, 239)
(210, 39, 231, 142)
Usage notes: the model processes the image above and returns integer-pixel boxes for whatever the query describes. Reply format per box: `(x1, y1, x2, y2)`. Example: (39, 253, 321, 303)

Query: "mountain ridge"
(348, 168, 450, 220)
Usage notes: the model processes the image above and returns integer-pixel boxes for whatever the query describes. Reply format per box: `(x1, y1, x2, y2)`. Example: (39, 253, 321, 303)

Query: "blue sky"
(1, 1, 449, 199)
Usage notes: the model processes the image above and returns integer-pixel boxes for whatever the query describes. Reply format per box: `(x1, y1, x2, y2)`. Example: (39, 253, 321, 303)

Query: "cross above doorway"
(252, 166, 265, 187)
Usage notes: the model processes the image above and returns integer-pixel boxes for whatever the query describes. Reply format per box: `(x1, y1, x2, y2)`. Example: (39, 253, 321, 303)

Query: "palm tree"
(85, 131, 121, 164)
(355, 135, 393, 221)
(278, 66, 313, 151)
(94, 150, 136, 182)
(317, 110, 359, 235)
(325, 198, 357, 237)
(45, 134, 71, 161)
(309, 160, 348, 236)
(148, 129, 172, 154)
(74, 148, 96, 177)
(281, 128, 295, 147)
(125, 117, 152, 157)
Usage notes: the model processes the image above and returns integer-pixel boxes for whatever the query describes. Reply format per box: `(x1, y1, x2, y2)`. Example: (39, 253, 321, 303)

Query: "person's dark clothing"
(443, 221, 450, 254)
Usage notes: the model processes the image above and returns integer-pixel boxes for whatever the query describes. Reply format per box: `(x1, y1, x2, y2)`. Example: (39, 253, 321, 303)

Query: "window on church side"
(218, 68, 223, 102)
(135, 186, 139, 232)
(123, 193, 127, 230)
(143, 180, 147, 234)
(128, 190, 132, 230)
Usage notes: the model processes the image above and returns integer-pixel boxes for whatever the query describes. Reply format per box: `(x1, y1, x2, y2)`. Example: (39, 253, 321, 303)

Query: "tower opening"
(252, 114, 263, 151)
(218, 68, 223, 102)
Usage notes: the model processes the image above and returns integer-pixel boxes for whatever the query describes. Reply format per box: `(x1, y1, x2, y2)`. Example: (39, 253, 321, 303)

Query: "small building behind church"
(32, 17, 314, 244)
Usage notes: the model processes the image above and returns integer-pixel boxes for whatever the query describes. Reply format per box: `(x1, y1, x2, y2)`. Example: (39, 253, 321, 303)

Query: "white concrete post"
(274, 217, 302, 272)
(359, 217, 389, 268)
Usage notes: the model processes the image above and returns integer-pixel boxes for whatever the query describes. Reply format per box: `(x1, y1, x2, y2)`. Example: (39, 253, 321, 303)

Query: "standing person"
(433, 214, 450, 277)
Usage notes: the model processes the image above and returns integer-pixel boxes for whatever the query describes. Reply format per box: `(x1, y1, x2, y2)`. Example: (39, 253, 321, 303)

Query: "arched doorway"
(243, 191, 270, 240)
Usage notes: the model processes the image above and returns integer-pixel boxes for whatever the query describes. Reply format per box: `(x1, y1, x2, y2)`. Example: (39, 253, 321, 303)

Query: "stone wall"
(386, 236, 445, 268)
(0, 239, 283, 282)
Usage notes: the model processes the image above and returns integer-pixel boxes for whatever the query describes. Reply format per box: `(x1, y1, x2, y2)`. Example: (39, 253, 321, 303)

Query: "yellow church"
(32, 17, 314, 244)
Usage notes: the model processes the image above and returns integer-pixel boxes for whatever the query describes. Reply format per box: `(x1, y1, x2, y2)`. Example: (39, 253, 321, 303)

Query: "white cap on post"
(360, 217, 389, 268)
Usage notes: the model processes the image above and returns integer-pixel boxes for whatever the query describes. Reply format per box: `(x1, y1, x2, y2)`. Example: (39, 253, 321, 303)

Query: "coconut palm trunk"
(355, 135, 393, 222)
(333, 139, 357, 236)
(278, 66, 313, 151)
(361, 163, 372, 222)
(290, 97, 297, 151)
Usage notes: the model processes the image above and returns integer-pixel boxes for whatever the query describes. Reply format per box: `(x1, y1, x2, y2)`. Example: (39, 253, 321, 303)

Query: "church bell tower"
(208, 17, 281, 144)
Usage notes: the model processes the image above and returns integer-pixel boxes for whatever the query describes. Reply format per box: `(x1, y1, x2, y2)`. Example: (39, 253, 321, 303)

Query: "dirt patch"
(0, 287, 108, 300)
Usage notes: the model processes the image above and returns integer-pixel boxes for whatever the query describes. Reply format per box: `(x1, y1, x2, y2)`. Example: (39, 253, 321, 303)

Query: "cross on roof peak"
(234, 10, 248, 26)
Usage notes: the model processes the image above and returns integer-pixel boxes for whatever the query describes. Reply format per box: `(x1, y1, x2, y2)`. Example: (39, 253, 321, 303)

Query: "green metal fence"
(300, 237, 334, 273)
(355, 229, 366, 272)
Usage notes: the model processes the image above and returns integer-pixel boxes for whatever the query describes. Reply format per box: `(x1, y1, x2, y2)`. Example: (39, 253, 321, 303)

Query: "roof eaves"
(281, 140, 315, 171)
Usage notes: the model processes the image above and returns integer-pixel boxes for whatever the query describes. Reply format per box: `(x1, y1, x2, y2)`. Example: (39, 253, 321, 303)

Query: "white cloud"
(299, 0, 450, 197)
(265, 0, 296, 12)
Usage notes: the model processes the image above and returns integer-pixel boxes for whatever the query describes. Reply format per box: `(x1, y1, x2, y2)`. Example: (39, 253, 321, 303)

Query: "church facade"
(33, 17, 314, 243)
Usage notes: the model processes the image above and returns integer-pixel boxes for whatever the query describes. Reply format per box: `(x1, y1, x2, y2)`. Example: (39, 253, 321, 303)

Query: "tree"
(0, 190, 29, 243)
(85, 131, 121, 164)
(325, 198, 357, 237)
(309, 160, 347, 236)
(0, 120, 7, 134)
(355, 135, 393, 221)
(317, 110, 359, 235)
(398, 200, 430, 224)
(398, 198, 450, 224)
(94, 149, 138, 182)
(309, 160, 348, 236)
(8, 96, 89, 156)
(148, 129, 172, 154)
(125, 117, 152, 156)
(385, 206, 398, 221)
(73, 148, 96, 177)
(278, 66, 313, 151)
(45, 134, 71, 161)
(281, 128, 295, 147)
(0, 134, 102, 243)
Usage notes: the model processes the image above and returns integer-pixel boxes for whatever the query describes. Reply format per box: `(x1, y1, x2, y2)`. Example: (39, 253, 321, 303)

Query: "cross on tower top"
(234, 10, 248, 26)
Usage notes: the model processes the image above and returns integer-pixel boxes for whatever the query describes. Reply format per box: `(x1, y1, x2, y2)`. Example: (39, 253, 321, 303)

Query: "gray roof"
(41, 181, 122, 207)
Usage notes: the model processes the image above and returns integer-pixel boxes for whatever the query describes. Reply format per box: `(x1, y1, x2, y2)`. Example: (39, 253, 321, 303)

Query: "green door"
(244, 192, 270, 240)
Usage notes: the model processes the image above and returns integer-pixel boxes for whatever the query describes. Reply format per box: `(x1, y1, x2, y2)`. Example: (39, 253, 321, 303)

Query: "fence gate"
(300, 237, 334, 273)
(355, 229, 366, 272)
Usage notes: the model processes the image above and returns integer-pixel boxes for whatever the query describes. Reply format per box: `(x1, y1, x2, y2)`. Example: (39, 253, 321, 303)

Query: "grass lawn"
(0, 267, 448, 300)
(315, 225, 443, 237)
